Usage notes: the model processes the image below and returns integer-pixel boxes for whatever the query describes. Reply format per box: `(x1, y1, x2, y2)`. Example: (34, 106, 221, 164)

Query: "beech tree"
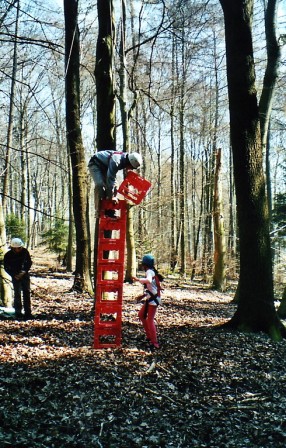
(219, 0, 286, 339)
(259, 0, 281, 219)
(212, 148, 226, 291)
(95, 0, 116, 151)
(64, 0, 92, 293)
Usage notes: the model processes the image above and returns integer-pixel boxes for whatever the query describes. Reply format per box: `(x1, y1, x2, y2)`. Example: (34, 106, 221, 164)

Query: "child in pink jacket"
(132, 254, 163, 351)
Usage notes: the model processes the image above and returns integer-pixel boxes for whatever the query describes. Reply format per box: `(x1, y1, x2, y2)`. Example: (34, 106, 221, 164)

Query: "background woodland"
(0, 1, 286, 305)
(1, 3, 286, 445)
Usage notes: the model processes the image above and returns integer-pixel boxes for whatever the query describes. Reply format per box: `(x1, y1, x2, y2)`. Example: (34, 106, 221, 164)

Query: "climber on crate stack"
(88, 150, 143, 206)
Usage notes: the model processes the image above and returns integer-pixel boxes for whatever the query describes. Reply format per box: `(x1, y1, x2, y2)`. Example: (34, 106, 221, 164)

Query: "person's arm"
(3, 254, 13, 277)
(132, 270, 153, 285)
(23, 250, 32, 272)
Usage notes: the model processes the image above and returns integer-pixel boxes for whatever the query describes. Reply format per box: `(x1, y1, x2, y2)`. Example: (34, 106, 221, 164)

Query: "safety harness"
(143, 270, 163, 319)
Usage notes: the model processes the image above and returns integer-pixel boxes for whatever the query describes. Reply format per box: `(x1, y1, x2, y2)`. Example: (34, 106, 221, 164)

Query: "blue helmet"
(141, 254, 155, 268)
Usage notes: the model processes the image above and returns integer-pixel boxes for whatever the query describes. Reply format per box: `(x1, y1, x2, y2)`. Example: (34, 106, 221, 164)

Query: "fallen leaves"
(0, 274, 286, 447)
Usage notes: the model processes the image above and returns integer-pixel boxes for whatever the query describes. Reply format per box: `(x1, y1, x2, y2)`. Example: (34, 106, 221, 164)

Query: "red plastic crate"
(98, 220, 126, 241)
(97, 239, 125, 264)
(117, 171, 151, 205)
(94, 327, 122, 349)
(94, 303, 122, 327)
(100, 199, 127, 218)
(95, 284, 123, 304)
(96, 263, 124, 285)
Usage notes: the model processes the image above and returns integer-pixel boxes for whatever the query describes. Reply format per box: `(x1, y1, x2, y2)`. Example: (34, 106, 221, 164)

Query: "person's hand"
(132, 276, 138, 282)
(15, 271, 25, 280)
(112, 197, 119, 205)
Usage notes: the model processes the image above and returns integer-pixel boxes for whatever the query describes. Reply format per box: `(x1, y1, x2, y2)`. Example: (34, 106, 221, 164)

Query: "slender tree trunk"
(125, 204, 136, 282)
(259, 0, 280, 223)
(19, 102, 27, 228)
(191, 168, 203, 281)
(64, 0, 92, 293)
(179, 31, 186, 276)
(170, 103, 177, 271)
(202, 146, 214, 280)
(0, 198, 12, 307)
(212, 36, 226, 290)
(170, 32, 177, 271)
(3, 0, 19, 212)
(228, 142, 235, 259)
(265, 125, 272, 226)
(212, 149, 226, 291)
(66, 154, 73, 272)
(118, 0, 137, 282)
(278, 286, 286, 318)
(130, 0, 143, 256)
(219, 0, 285, 339)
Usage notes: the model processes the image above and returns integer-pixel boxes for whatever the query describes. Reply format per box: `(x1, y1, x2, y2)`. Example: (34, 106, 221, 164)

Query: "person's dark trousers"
(12, 275, 31, 318)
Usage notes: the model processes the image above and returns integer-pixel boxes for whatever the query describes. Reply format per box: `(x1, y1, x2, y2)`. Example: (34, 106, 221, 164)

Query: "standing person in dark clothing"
(4, 238, 33, 320)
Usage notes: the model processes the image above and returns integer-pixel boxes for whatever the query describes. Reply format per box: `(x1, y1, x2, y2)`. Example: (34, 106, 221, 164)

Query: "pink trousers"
(138, 302, 159, 347)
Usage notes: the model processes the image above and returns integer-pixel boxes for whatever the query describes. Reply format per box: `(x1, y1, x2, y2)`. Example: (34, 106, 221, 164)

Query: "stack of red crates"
(94, 199, 127, 349)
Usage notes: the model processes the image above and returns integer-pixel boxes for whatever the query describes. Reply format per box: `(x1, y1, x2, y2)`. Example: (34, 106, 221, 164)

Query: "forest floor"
(1, 253, 286, 448)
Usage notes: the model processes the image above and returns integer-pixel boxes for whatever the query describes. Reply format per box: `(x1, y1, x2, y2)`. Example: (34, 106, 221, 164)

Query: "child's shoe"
(149, 342, 160, 352)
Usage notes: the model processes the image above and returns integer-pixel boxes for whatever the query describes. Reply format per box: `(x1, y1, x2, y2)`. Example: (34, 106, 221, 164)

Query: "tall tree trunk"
(278, 286, 286, 318)
(212, 149, 226, 291)
(3, 0, 19, 212)
(64, 0, 92, 293)
(191, 168, 203, 281)
(219, 0, 285, 339)
(202, 145, 214, 280)
(66, 154, 74, 272)
(212, 35, 226, 291)
(0, 198, 12, 307)
(228, 141, 235, 260)
(95, 0, 116, 150)
(179, 30, 186, 276)
(259, 0, 281, 223)
(119, 0, 137, 282)
(170, 101, 177, 271)
(93, 0, 117, 286)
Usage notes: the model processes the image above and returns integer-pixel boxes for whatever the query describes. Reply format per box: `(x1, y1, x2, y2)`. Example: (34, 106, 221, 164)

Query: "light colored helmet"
(128, 152, 142, 169)
(142, 254, 155, 268)
(10, 238, 24, 248)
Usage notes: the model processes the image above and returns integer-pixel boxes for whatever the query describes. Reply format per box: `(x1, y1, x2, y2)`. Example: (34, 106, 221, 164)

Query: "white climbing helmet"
(10, 238, 24, 248)
(128, 152, 142, 169)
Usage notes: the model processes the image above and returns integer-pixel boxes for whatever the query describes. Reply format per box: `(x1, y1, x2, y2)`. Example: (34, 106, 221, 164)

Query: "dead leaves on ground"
(0, 276, 286, 447)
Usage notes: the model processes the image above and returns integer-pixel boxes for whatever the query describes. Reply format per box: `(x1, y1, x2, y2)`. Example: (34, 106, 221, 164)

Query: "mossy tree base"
(219, 310, 286, 341)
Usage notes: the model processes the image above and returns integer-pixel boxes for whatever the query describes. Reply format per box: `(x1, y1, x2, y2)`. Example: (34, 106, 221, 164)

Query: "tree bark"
(277, 286, 286, 319)
(64, 0, 92, 293)
(118, 0, 137, 282)
(259, 0, 281, 223)
(212, 149, 226, 291)
(3, 0, 19, 213)
(95, 0, 116, 150)
(0, 198, 12, 307)
(219, 0, 285, 339)
(179, 30, 186, 276)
